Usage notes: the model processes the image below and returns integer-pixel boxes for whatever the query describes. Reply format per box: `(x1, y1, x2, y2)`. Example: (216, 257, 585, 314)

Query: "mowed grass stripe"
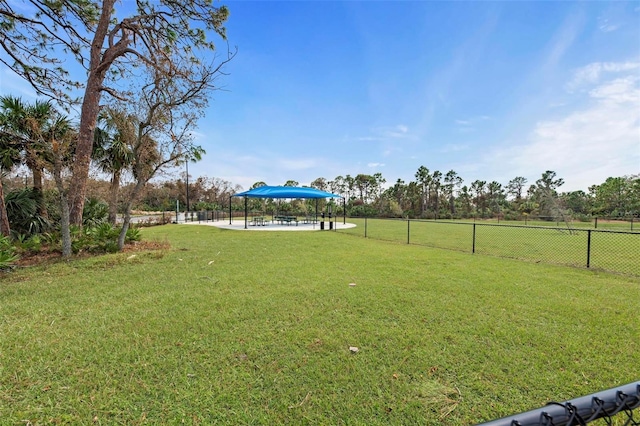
(1, 224, 638, 425)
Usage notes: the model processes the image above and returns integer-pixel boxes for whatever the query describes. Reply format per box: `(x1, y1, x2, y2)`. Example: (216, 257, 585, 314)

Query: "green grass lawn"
(1, 224, 638, 425)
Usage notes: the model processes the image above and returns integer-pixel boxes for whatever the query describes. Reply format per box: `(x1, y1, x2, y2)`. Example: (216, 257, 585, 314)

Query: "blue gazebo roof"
(233, 186, 342, 199)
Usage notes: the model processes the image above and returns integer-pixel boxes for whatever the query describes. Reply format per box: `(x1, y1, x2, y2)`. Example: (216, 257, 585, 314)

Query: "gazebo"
(231, 186, 344, 229)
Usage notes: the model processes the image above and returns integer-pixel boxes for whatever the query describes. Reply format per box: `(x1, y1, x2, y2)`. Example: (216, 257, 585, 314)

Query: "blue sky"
(2, 1, 639, 192)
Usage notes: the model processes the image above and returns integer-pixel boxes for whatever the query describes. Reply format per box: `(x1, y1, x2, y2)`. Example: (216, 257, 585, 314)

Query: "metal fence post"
(595, 217, 598, 229)
(586, 229, 592, 268)
(472, 223, 476, 254)
(407, 218, 410, 244)
(364, 217, 368, 238)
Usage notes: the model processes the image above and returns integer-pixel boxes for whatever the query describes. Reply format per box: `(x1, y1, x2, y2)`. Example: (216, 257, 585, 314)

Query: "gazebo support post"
(315, 199, 318, 223)
(343, 198, 346, 224)
(244, 197, 248, 229)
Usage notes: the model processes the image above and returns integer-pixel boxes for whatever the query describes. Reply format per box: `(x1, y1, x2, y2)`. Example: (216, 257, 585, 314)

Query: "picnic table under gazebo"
(231, 186, 344, 229)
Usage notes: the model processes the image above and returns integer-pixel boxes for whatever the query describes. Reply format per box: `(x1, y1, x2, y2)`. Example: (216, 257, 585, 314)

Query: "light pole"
(185, 159, 190, 213)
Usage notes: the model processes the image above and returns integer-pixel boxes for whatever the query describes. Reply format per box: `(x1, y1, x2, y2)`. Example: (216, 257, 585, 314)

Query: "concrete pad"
(181, 219, 356, 231)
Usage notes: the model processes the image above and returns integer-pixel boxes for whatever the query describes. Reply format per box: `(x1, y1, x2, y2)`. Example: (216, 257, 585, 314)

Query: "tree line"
(129, 170, 638, 221)
(311, 171, 639, 220)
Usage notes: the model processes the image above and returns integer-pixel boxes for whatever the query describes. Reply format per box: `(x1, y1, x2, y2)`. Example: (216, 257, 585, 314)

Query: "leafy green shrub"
(574, 214, 593, 223)
(5, 188, 51, 236)
(70, 223, 115, 254)
(0, 235, 19, 270)
(126, 226, 142, 243)
(82, 197, 109, 227)
(69, 223, 140, 254)
(13, 234, 42, 254)
(349, 204, 378, 217)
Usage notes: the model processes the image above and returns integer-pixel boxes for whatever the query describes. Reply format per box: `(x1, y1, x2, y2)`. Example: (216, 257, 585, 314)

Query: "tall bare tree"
(112, 53, 217, 249)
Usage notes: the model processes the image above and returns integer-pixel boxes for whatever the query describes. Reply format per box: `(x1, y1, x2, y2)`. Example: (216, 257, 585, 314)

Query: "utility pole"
(185, 159, 190, 212)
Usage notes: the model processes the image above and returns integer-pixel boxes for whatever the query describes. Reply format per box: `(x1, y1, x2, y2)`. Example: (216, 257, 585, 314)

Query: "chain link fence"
(477, 381, 639, 426)
(337, 218, 640, 276)
(478, 215, 638, 232)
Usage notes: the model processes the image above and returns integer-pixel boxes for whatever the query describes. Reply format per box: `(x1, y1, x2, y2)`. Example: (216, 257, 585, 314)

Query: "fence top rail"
(351, 217, 640, 235)
(476, 381, 640, 426)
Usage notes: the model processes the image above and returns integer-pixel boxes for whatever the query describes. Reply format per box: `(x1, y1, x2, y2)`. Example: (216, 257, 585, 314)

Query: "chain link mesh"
(338, 218, 640, 276)
(476, 383, 639, 426)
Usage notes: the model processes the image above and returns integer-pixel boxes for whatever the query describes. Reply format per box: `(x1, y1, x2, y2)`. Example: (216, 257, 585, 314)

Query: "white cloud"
(382, 124, 410, 139)
(588, 76, 640, 103)
(566, 61, 640, 91)
(543, 10, 585, 71)
(353, 124, 413, 144)
(598, 17, 620, 33)
(489, 64, 640, 191)
(367, 162, 385, 168)
(278, 158, 316, 171)
(599, 23, 620, 32)
(454, 116, 490, 133)
(440, 143, 470, 153)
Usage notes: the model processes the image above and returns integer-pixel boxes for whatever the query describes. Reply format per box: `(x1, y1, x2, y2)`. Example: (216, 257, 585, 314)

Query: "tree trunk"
(59, 191, 72, 257)
(32, 166, 48, 219)
(117, 208, 131, 251)
(68, 74, 103, 226)
(0, 177, 11, 237)
(52, 158, 72, 257)
(118, 178, 147, 251)
(108, 169, 121, 225)
(68, 0, 117, 226)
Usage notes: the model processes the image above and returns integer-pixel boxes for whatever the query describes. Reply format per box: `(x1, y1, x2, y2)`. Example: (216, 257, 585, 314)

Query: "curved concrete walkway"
(182, 219, 356, 231)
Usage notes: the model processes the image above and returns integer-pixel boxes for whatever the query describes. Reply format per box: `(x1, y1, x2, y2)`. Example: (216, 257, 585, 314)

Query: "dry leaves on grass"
(415, 380, 462, 420)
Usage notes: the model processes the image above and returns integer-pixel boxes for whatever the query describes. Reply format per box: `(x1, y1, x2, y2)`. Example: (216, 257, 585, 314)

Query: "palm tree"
(93, 108, 135, 224)
(0, 96, 53, 219)
(0, 129, 23, 236)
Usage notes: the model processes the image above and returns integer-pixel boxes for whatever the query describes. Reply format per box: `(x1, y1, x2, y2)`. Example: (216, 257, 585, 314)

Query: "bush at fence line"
(574, 214, 592, 222)
(349, 204, 378, 217)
